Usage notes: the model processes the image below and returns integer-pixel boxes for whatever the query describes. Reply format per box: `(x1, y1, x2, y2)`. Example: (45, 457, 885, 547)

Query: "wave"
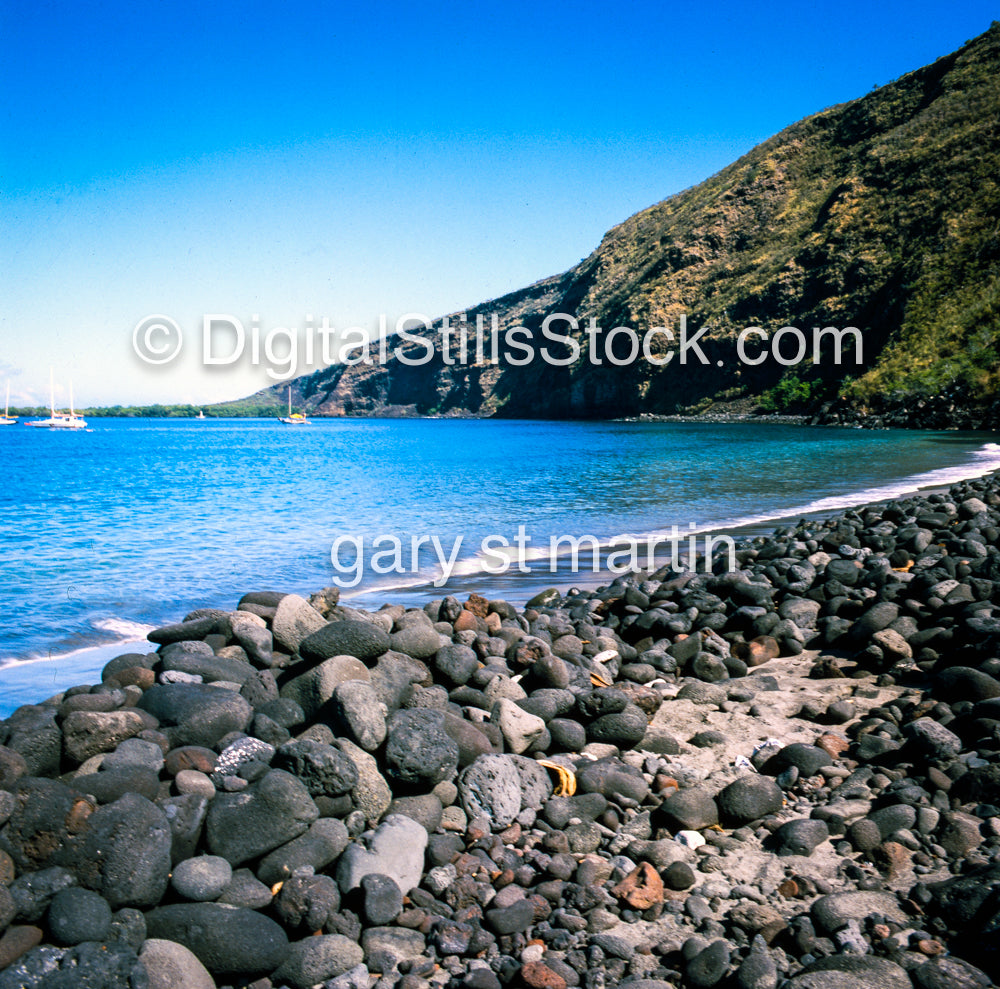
(343, 440, 1000, 600)
(0, 618, 155, 671)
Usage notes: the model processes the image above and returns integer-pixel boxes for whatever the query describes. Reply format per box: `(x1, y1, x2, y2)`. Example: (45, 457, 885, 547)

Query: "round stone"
(716, 776, 784, 825)
(171, 855, 233, 901)
(47, 887, 112, 945)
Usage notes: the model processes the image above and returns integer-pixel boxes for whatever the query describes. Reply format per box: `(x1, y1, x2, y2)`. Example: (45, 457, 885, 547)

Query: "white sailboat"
(26, 371, 87, 429)
(0, 382, 16, 425)
(196, 410, 207, 420)
(279, 386, 311, 425)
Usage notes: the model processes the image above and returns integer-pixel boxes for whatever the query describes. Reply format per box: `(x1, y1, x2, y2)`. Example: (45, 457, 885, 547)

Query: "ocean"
(1, 417, 998, 715)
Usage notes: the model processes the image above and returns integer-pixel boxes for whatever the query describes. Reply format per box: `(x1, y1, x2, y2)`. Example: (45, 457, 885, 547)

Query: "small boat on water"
(196, 410, 207, 420)
(26, 371, 88, 429)
(279, 386, 311, 425)
(1, 382, 16, 425)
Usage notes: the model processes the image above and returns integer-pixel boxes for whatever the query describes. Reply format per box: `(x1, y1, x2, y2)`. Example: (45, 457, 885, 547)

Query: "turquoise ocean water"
(1, 417, 998, 713)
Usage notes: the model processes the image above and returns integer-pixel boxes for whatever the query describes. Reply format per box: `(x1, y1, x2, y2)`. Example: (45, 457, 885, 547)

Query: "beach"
(1, 470, 999, 987)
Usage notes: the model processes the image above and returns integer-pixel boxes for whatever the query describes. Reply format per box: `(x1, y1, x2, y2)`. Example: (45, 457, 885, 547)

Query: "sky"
(1, 0, 997, 407)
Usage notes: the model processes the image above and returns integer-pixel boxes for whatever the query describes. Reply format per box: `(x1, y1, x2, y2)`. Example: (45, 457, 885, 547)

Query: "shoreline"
(1, 469, 999, 985)
(6, 445, 996, 704)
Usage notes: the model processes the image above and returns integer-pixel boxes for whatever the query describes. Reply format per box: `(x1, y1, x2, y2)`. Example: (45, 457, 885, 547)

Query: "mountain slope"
(235, 23, 1000, 425)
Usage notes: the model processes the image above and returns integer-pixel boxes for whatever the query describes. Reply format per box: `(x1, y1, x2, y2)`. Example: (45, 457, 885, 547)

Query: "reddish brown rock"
(528, 894, 552, 922)
(521, 961, 567, 989)
(0, 925, 43, 970)
(817, 733, 850, 759)
(0, 851, 15, 887)
(727, 901, 786, 943)
(465, 594, 490, 618)
(0, 746, 30, 790)
(611, 861, 664, 910)
(139, 729, 171, 755)
(453, 610, 480, 633)
(164, 745, 218, 777)
(108, 666, 156, 690)
(937, 811, 985, 857)
(655, 775, 679, 795)
(747, 636, 780, 666)
(874, 840, 912, 879)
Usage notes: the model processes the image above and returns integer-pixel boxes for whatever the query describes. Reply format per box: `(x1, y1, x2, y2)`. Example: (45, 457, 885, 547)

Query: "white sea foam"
(344, 440, 1000, 595)
(0, 618, 155, 671)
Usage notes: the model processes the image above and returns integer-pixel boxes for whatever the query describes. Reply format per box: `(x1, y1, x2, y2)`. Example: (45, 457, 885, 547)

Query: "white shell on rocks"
(676, 830, 706, 849)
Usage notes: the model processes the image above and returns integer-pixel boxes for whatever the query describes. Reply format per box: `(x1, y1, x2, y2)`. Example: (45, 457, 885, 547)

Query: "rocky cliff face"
(238, 24, 1000, 422)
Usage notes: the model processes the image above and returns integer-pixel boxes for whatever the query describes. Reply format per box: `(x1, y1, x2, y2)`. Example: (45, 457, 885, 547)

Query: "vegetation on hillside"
(239, 23, 1000, 420)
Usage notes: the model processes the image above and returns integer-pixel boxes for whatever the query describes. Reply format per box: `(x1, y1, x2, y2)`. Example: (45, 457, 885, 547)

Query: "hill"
(235, 24, 1000, 427)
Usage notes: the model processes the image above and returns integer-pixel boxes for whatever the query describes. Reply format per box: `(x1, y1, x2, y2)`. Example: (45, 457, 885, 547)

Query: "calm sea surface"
(1, 418, 998, 711)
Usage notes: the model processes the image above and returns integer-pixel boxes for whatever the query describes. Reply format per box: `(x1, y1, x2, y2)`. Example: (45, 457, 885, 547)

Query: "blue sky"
(2, 0, 996, 406)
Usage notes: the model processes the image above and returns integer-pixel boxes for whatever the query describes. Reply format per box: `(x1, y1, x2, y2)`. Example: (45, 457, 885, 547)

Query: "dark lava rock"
(852, 602, 900, 640)
(586, 702, 648, 747)
(62, 710, 151, 764)
(300, 620, 391, 663)
(659, 787, 719, 831)
(903, 718, 963, 759)
(159, 645, 254, 685)
(0, 940, 146, 989)
(848, 819, 882, 853)
(158, 793, 209, 865)
(76, 792, 172, 909)
(664, 861, 696, 891)
(46, 887, 112, 945)
(774, 818, 829, 856)
(0, 746, 29, 790)
(257, 818, 349, 885)
(869, 804, 916, 839)
(273, 739, 359, 797)
(73, 766, 161, 804)
(764, 743, 832, 777)
(136, 684, 252, 748)
(434, 644, 480, 686)
(686, 939, 731, 988)
(485, 898, 534, 935)
(935, 667, 1000, 703)
(148, 616, 221, 644)
(576, 759, 650, 804)
(716, 776, 784, 825)
(360, 873, 404, 925)
(3, 778, 92, 872)
(271, 934, 364, 988)
(273, 874, 340, 930)
(170, 855, 232, 901)
(548, 718, 587, 751)
(8, 868, 77, 923)
(913, 955, 994, 989)
(2, 708, 61, 777)
(384, 709, 459, 788)
(204, 769, 318, 866)
(144, 901, 290, 975)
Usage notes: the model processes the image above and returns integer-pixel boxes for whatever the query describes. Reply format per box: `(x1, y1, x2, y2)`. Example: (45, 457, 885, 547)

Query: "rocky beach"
(2, 473, 1000, 989)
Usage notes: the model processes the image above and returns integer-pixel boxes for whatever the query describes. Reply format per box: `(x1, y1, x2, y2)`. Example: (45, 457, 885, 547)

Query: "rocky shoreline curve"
(3, 477, 1000, 989)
